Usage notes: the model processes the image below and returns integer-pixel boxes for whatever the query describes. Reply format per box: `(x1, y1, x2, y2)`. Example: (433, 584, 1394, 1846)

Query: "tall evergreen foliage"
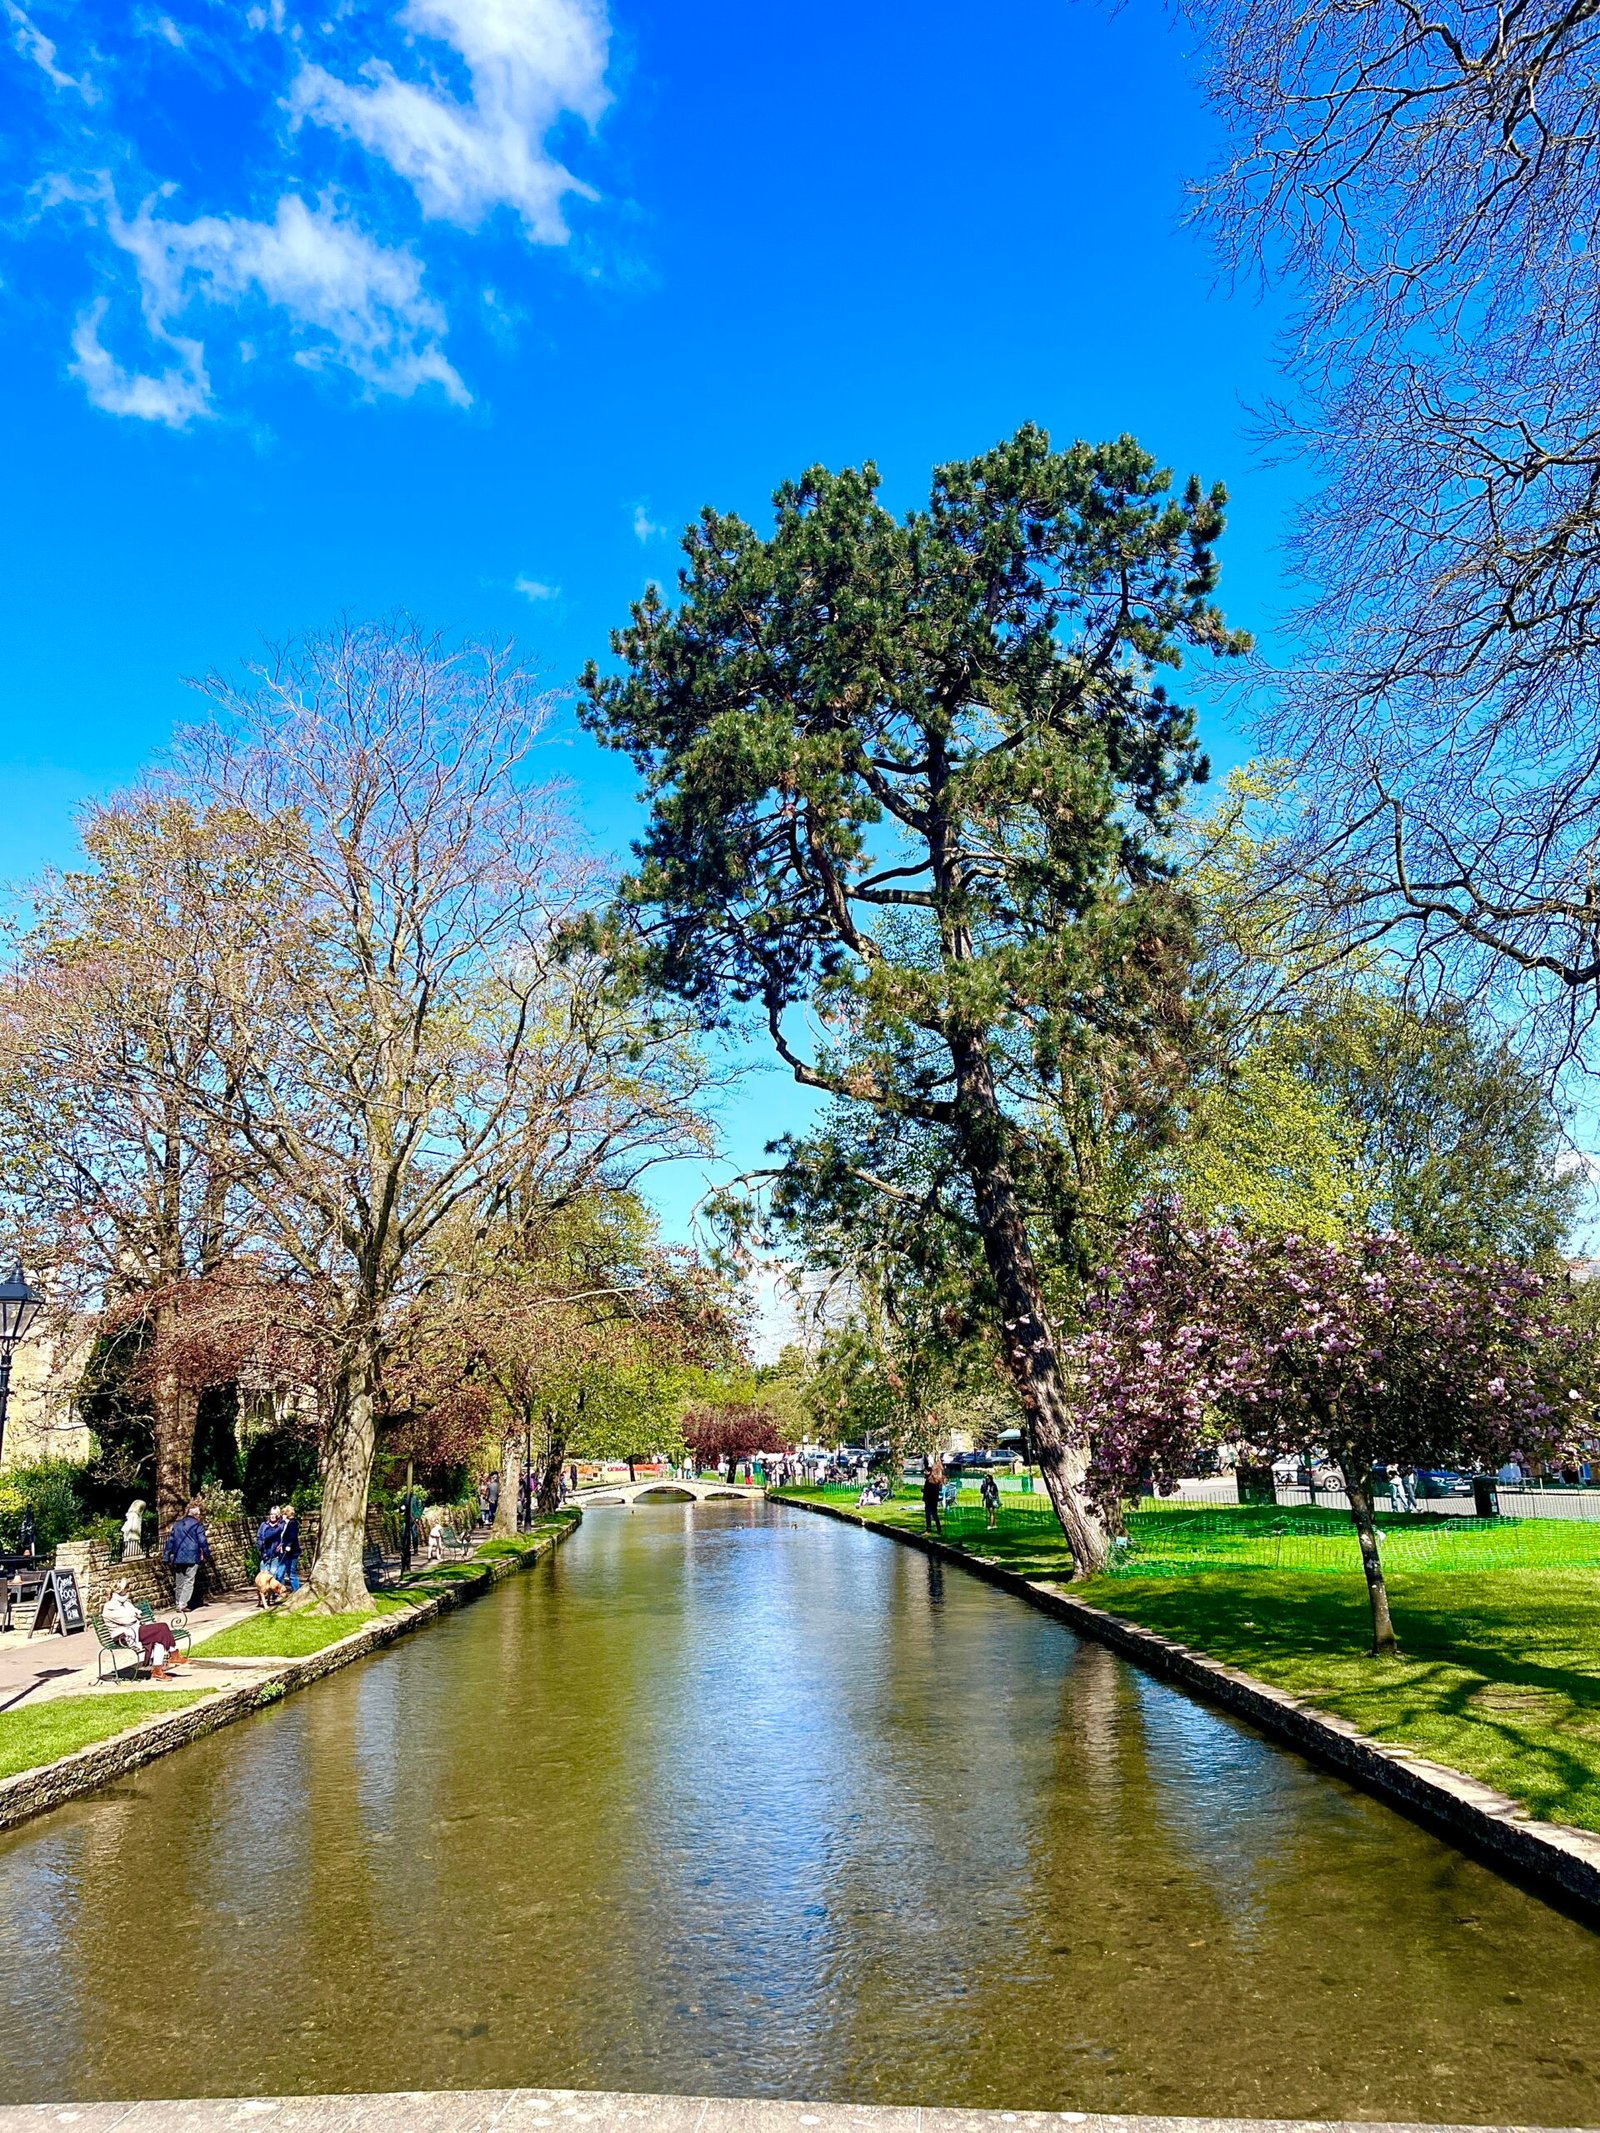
(583, 424, 1248, 1573)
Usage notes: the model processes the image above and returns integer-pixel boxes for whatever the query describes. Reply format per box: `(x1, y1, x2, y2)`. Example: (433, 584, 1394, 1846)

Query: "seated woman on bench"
(103, 1579, 186, 1679)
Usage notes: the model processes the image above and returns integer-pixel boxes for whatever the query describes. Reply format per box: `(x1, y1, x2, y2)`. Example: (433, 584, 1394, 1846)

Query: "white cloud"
(632, 501, 663, 542)
(291, 0, 609, 242)
(514, 575, 559, 599)
(70, 298, 210, 423)
(6, 1, 94, 98)
(84, 189, 468, 422)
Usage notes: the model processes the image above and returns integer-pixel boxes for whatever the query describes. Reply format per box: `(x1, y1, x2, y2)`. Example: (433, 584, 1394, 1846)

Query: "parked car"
(1269, 1456, 1344, 1492)
(1415, 1468, 1473, 1497)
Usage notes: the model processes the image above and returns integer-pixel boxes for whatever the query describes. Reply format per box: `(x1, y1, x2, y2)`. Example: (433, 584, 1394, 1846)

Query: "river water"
(1, 1501, 1598, 2119)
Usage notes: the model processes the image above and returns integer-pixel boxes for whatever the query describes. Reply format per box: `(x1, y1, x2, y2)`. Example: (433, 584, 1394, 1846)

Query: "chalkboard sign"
(29, 1569, 85, 1639)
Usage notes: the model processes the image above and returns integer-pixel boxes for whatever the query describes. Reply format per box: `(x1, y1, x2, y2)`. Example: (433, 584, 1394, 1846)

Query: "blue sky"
(0, 0, 1299, 1257)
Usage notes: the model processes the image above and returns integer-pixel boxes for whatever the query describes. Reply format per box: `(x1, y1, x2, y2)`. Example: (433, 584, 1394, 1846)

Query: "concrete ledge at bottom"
(0, 2096, 1585, 2133)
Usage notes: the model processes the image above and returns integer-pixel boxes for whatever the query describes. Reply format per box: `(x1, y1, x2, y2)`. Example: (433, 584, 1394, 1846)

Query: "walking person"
(256, 1504, 285, 1582)
(477, 1474, 493, 1529)
(485, 1469, 501, 1529)
(979, 1470, 1001, 1530)
(278, 1502, 302, 1592)
(17, 1506, 35, 1559)
(922, 1454, 945, 1535)
(163, 1499, 213, 1611)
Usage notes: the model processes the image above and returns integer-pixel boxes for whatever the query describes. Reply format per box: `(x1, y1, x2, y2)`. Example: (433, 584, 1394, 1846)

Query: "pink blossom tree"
(1075, 1219, 1595, 1652)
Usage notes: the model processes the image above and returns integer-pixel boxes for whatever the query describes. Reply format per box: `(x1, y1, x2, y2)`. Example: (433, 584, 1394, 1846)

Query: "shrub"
(0, 1459, 89, 1554)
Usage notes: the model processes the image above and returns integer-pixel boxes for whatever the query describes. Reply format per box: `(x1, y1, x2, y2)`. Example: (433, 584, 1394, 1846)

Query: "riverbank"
(0, 1510, 579, 1833)
(775, 1488, 1600, 1912)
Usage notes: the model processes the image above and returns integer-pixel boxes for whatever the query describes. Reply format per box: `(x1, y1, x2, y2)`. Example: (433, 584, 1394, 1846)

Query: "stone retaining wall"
(55, 1516, 258, 1615)
(782, 1494, 1600, 1923)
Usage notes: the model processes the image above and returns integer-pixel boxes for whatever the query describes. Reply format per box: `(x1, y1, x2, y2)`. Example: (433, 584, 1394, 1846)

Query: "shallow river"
(1, 1502, 1599, 2119)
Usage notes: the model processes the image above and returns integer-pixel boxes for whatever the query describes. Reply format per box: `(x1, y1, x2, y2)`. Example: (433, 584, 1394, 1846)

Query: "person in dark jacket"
(922, 1456, 945, 1535)
(278, 1504, 301, 1591)
(18, 1506, 35, 1559)
(163, 1501, 213, 1610)
(256, 1507, 285, 1578)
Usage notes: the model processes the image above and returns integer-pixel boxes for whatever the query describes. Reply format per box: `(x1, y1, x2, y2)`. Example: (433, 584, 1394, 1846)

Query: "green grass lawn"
(194, 1513, 576, 1659)
(776, 1486, 1600, 1833)
(0, 1690, 214, 1780)
(193, 1591, 415, 1659)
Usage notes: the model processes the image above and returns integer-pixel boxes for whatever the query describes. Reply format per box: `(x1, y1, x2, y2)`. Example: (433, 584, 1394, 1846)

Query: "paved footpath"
(0, 1591, 266, 1712)
(0, 2095, 1580, 2133)
(0, 1523, 500, 1716)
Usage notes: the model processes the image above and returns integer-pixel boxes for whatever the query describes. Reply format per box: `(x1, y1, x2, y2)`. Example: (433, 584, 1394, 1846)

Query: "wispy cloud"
(8, 0, 612, 421)
(6, 0, 94, 98)
(70, 298, 209, 423)
(75, 189, 467, 425)
(514, 575, 559, 600)
(632, 502, 664, 542)
(291, 0, 609, 242)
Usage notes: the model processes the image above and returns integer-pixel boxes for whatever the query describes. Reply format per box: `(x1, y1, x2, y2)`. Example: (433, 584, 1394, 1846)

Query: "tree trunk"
(1342, 1461, 1397, 1655)
(537, 1411, 569, 1516)
(152, 1377, 197, 1540)
(312, 1331, 380, 1614)
(494, 1436, 520, 1536)
(151, 1294, 196, 1540)
(948, 1033, 1109, 1577)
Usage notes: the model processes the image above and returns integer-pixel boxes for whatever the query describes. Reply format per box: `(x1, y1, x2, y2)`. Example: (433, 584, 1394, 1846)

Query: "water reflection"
(0, 1502, 1596, 2120)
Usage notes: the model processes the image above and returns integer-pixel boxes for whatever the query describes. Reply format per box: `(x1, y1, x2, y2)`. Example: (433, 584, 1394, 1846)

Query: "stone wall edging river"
(780, 1493, 1600, 1923)
(0, 1512, 581, 1840)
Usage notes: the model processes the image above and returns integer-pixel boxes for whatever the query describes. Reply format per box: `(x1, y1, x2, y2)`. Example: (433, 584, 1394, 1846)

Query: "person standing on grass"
(163, 1500, 213, 1611)
(922, 1455, 945, 1536)
(980, 1471, 1001, 1530)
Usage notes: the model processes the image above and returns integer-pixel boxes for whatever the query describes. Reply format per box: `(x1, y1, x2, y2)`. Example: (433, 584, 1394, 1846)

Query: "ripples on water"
(0, 1502, 1597, 2120)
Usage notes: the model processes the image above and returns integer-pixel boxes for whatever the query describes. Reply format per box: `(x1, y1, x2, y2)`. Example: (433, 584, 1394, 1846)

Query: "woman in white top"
(103, 1578, 183, 1677)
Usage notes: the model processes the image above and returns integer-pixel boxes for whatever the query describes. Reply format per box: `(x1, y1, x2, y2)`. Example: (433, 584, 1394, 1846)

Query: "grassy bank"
(776, 1486, 1600, 1834)
(0, 1690, 214, 1779)
(191, 1513, 578, 1662)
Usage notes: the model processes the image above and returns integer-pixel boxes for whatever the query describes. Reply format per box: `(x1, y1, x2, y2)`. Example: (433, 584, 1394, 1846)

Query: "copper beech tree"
(160, 622, 722, 1611)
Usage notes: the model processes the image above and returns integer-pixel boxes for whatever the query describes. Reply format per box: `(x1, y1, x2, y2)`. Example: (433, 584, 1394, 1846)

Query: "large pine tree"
(582, 425, 1248, 1572)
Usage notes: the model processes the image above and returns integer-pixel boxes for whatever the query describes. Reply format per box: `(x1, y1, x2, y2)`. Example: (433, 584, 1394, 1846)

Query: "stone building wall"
(0, 1328, 91, 1471)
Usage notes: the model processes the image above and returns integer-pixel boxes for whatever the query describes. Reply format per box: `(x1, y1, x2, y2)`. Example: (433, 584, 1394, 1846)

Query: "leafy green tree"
(1168, 1048, 1366, 1242)
(1169, 992, 1579, 1256)
(583, 424, 1247, 1573)
(1274, 995, 1580, 1260)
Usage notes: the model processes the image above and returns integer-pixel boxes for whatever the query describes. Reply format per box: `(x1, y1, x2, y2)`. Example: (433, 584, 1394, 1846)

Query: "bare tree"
(0, 797, 268, 1530)
(171, 620, 713, 1610)
(1190, 0, 1600, 1051)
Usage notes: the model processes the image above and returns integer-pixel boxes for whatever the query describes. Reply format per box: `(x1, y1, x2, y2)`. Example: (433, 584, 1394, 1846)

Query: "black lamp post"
(0, 1264, 45, 1473)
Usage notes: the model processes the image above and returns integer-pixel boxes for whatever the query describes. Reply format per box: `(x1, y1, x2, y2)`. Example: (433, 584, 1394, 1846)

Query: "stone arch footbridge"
(575, 1478, 768, 1507)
